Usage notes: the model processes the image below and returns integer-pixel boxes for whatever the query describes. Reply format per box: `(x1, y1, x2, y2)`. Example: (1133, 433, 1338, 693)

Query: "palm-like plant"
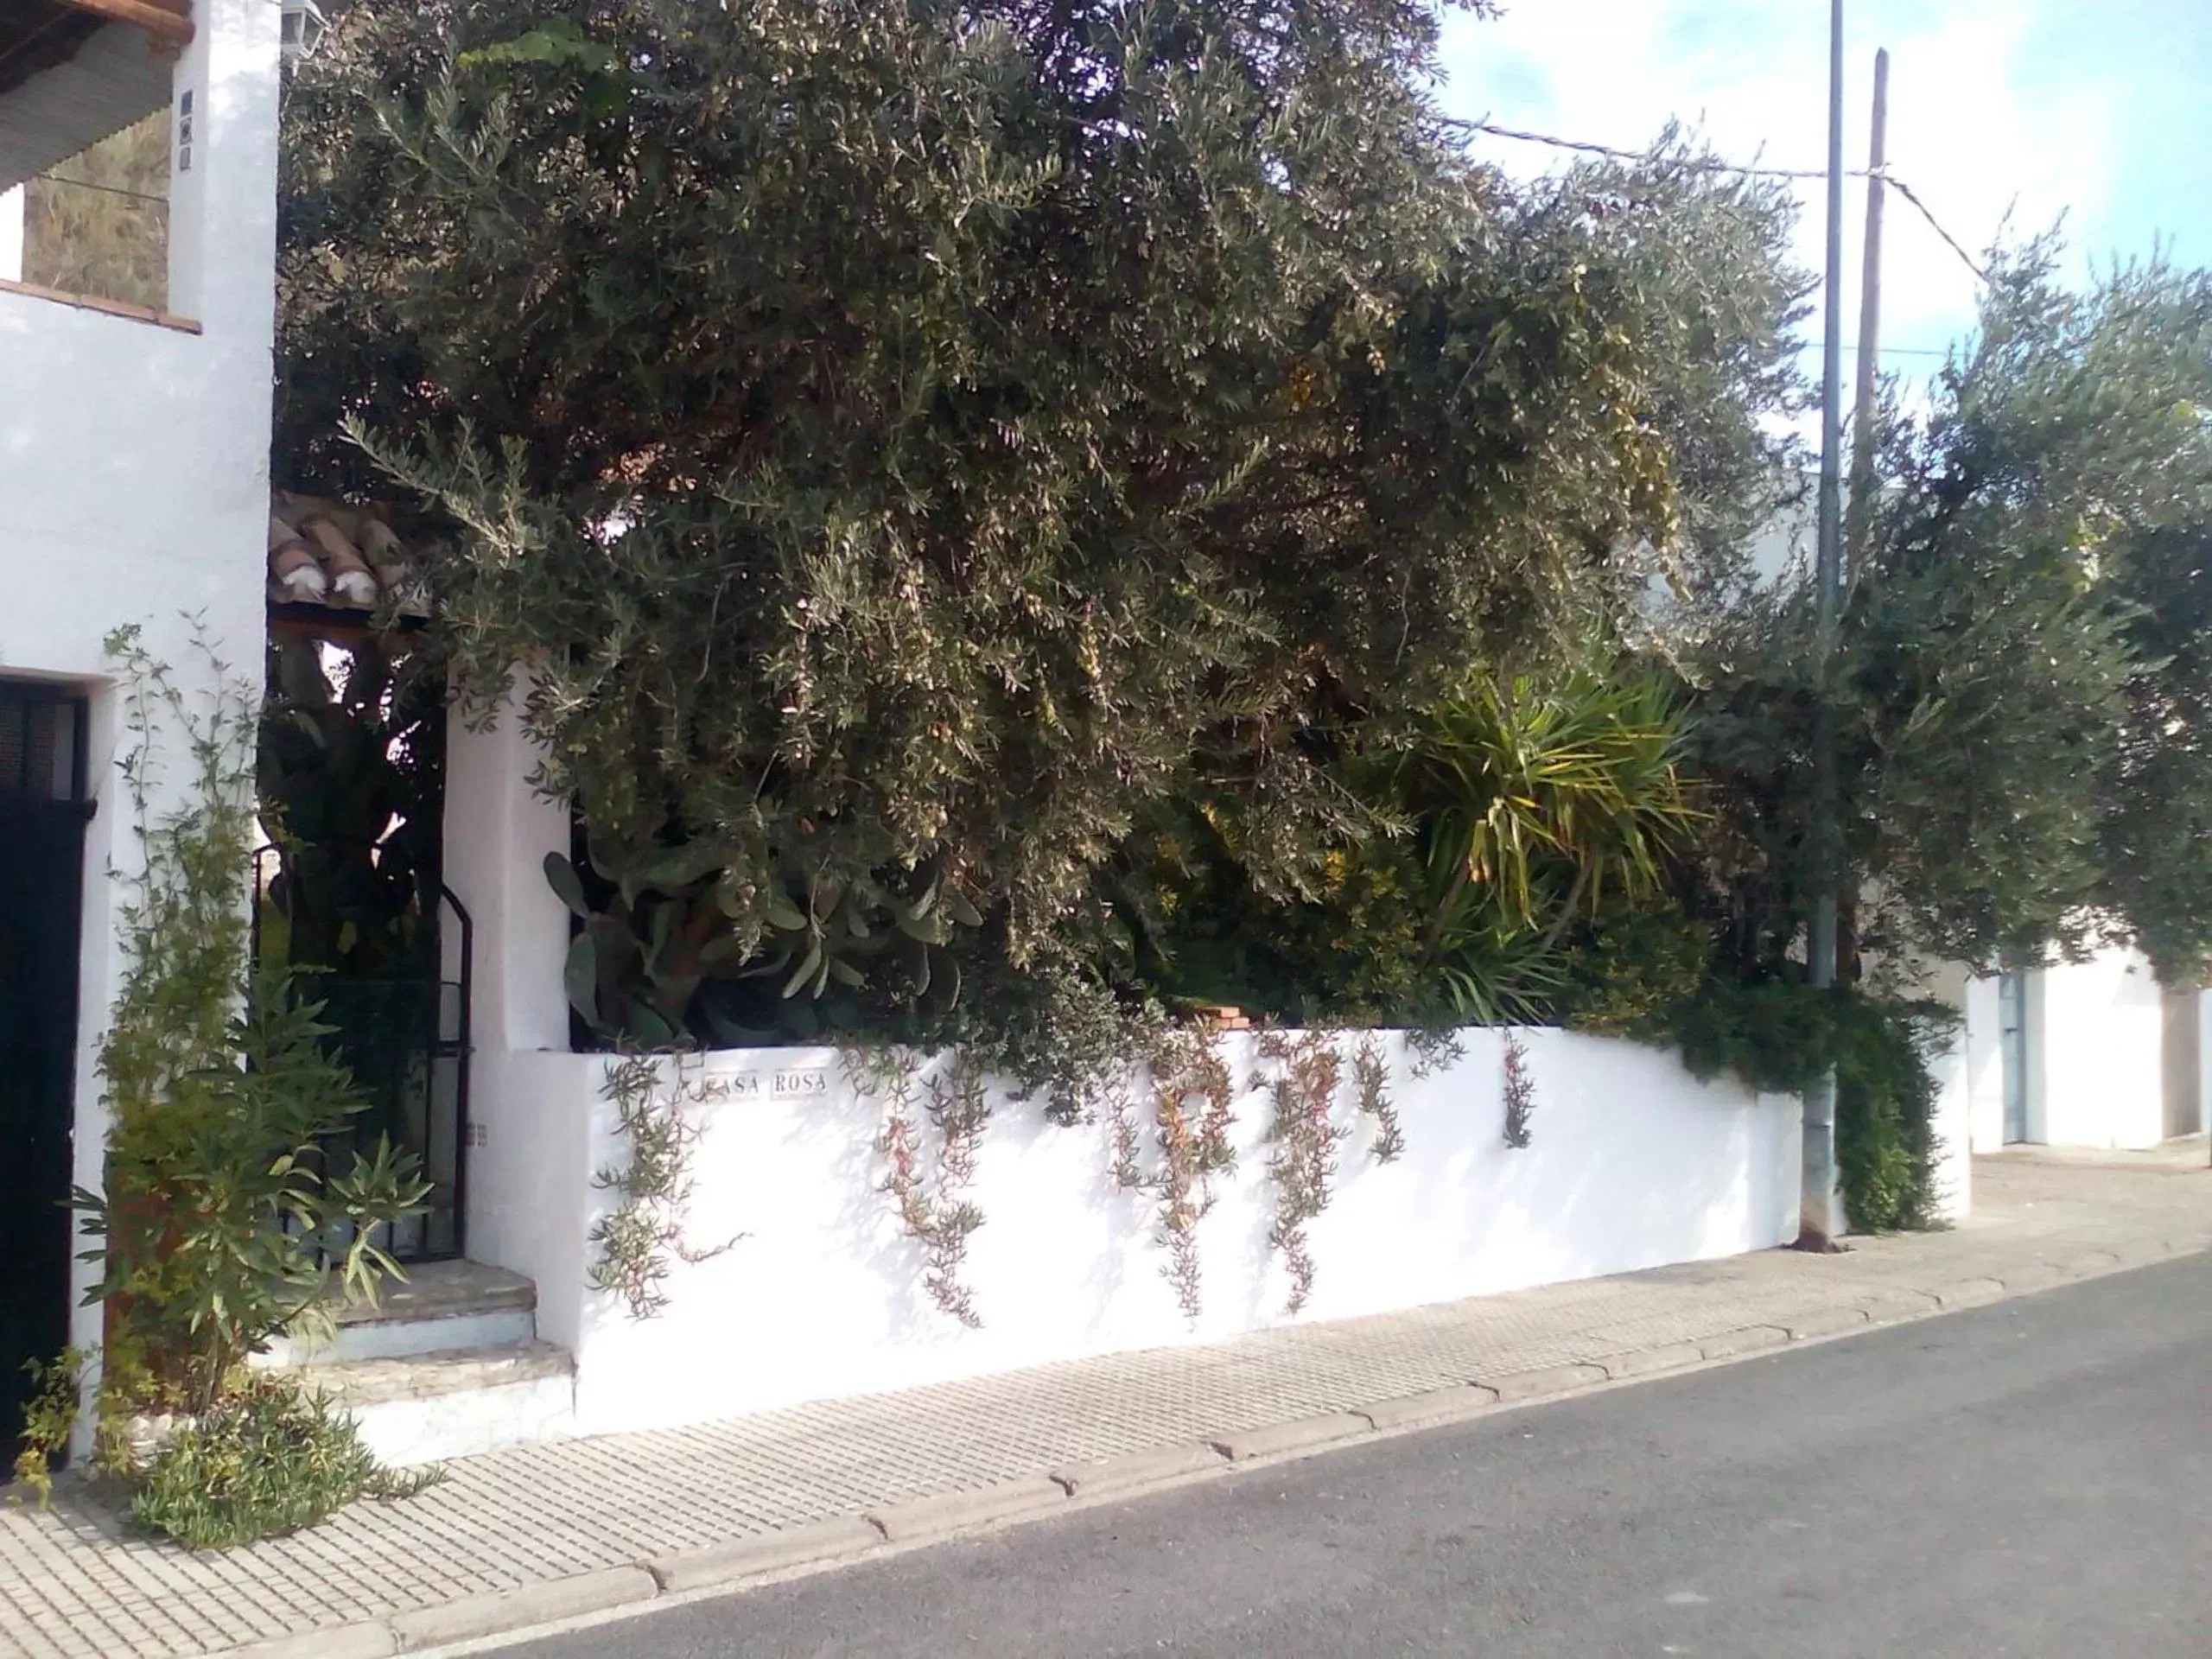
(1396, 670, 1701, 1020)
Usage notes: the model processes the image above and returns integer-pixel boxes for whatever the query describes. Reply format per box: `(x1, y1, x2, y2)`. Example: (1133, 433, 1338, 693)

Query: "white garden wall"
(1917, 962, 1975, 1224)
(465, 1033, 1799, 1437)
(2024, 950, 2169, 1151)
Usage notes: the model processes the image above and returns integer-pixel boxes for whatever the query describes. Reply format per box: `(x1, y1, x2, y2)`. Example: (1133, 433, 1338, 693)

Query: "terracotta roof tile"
(267, 491, 430, 616)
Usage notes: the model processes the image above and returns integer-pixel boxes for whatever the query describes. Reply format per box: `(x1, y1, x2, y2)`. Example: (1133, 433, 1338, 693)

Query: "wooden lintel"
(55, 0, 194, 48)
(0, 274, 200, 333)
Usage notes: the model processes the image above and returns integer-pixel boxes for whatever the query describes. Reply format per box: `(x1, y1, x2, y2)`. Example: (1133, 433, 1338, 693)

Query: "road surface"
(512, 1253, 2212, 1657)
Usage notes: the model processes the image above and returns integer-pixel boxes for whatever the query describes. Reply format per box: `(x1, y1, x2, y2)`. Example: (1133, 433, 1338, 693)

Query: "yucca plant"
(1396, 669, 1701, 1021)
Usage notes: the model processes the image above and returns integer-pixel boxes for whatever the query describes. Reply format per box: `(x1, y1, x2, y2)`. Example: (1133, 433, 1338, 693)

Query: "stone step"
(306, 1340, 578, 1466)
(264, 1260, 538, 1366)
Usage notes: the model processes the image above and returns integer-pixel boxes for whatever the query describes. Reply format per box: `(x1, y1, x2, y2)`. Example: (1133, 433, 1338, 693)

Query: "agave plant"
(546, 825, 982, 1048)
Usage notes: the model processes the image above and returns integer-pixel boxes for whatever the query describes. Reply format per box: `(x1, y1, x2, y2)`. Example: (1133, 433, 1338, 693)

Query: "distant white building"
(1962, 957, 2206, 1154)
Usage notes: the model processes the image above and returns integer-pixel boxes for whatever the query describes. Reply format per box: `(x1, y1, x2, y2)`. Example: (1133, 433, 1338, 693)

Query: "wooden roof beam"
(54, 0, 192, 48)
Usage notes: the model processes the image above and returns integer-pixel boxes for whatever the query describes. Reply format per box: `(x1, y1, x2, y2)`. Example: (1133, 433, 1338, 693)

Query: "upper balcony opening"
(0, 0, 191, 321)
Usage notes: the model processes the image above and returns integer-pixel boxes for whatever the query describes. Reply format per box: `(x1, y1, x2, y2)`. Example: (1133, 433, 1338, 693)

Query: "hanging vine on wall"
(588, 1056, 741, 1319)
(1407, 1026, 1465, 1079)
(1501, 1031, 1537, 1148)
(1105, 1077, 1144, 1192)
(854, 1047, 990, 1327)
(1259, 1031, 1350, 1315)
(1109, 1030, 1240, 1322)
(1350, 1033, 1405, 1164)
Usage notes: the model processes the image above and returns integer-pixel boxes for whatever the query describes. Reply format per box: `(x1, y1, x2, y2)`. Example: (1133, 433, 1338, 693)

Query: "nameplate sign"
(723, 1067, 830, 1100)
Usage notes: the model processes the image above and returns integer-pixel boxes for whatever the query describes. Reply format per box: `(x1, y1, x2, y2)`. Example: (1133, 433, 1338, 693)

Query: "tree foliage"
(1661, 241, 2212, 992)
(277, 0, 1805, 1032)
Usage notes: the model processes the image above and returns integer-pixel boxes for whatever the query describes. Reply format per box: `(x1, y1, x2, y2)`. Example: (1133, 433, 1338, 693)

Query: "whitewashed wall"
(1959, 948, 2200, 1152)
(466, 1034, 1800, 1437)
(1964, 974, 2005, 1154)
(2033, 949, 2168, 1151)
(1918, 962, 1974, 1223)
(0, 0, 280, 1366)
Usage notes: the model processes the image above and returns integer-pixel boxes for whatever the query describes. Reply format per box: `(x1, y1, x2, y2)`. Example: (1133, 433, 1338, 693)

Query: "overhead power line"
(1448, 116, 1991, 283)
(1877, 172, 1991, 283)
(1447, 117, 1837, 181)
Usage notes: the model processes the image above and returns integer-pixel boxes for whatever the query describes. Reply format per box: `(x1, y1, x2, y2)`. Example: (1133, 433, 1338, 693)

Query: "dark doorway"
(0, 683, 91, 1462)
(255, 626, 468, 1262)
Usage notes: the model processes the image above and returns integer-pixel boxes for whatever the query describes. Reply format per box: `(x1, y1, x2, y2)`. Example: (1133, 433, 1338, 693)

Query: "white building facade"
(1962, 953, 2207, 1155)
(0, 0, 281, 1450)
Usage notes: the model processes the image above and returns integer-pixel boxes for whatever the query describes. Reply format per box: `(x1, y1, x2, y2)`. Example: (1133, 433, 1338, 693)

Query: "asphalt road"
(514, 1254, 2212, 1658)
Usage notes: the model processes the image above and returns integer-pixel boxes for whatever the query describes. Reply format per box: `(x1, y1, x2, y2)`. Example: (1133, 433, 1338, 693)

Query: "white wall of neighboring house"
(481, 1033, 1801, 1440)
(0, 0, 282, 1363)
(1916, 960, 1974, 1224)
(2037, 950, 2167, 1149)
(1964, 973, 2005, 1154)
(1962, 947, 2205, 1154)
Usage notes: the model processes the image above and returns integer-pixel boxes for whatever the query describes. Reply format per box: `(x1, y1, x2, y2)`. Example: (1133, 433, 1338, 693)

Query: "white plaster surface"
(1964, 973, 2005, 1154)
(264, 1306, 537, 1368)
(440, 688, 573, 1053)
(467, 1033, 1800, 1438)
(1921, 961, 1974, 1222)
(1961, 950, 2182, 1153)
(2034, 949, 2169, 1151)
(0, 0, 280, 1380)
(349, 1371, 578, 1468)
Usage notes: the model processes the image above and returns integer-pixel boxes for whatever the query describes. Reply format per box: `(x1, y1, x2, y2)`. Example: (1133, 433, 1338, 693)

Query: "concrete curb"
(201, 1233, 2208, 1659)
(1783, 1305, 1872, 1341)
(1697, 1322, 1790, 1360)
(224, 1625, 398, 1659)
(1853, 1287, 1942, 1323)
(1050, 1441, 1228, 1498)
(645, 1516, 885, 1593)
(1482, 1361, 1609, 1402)
(1927, 1274, 2007, 1308)
(1357, 1383, 1501, 1432)
(1993, 1261, 2069, 1294)
(866, 1476, 1065, 1544)
(389, 1565, 657, 1650)
(1210, 1412, 1373, 1463)
(1594, 1340, 1707, 1381)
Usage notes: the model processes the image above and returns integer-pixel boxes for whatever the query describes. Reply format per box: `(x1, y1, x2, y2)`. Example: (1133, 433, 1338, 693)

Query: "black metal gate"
(0, 685, 90, 1461)
(252, 855, 472, 1262)
(254, 625, 468, 1263)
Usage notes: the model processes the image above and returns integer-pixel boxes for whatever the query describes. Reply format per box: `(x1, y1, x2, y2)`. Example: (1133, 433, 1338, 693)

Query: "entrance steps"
(264, 1261, 575, 1465)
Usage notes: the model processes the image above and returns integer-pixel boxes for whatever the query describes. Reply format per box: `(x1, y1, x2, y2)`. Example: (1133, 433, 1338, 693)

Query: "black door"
(0, 687, 90, 1463)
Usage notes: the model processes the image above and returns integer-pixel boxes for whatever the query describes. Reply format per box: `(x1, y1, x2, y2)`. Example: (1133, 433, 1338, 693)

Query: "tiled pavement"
(4, 1150, 2208, 1658)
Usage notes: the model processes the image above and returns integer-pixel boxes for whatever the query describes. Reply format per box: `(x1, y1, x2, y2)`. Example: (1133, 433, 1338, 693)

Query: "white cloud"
(1434, 0, 2120, 365)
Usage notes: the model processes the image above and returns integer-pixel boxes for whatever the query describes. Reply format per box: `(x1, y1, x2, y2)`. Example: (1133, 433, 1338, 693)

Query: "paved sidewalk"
(5, 1152, 2209, 1659)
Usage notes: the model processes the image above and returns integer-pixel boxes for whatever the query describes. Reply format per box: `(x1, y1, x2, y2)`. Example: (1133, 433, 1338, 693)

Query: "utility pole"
(1847, 48, 1890, 569)
(1799, 0, 1850, 1250)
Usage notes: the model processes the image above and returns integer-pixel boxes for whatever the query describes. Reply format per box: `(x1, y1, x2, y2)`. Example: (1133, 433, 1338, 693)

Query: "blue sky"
(1433, 1, 2212, 373)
